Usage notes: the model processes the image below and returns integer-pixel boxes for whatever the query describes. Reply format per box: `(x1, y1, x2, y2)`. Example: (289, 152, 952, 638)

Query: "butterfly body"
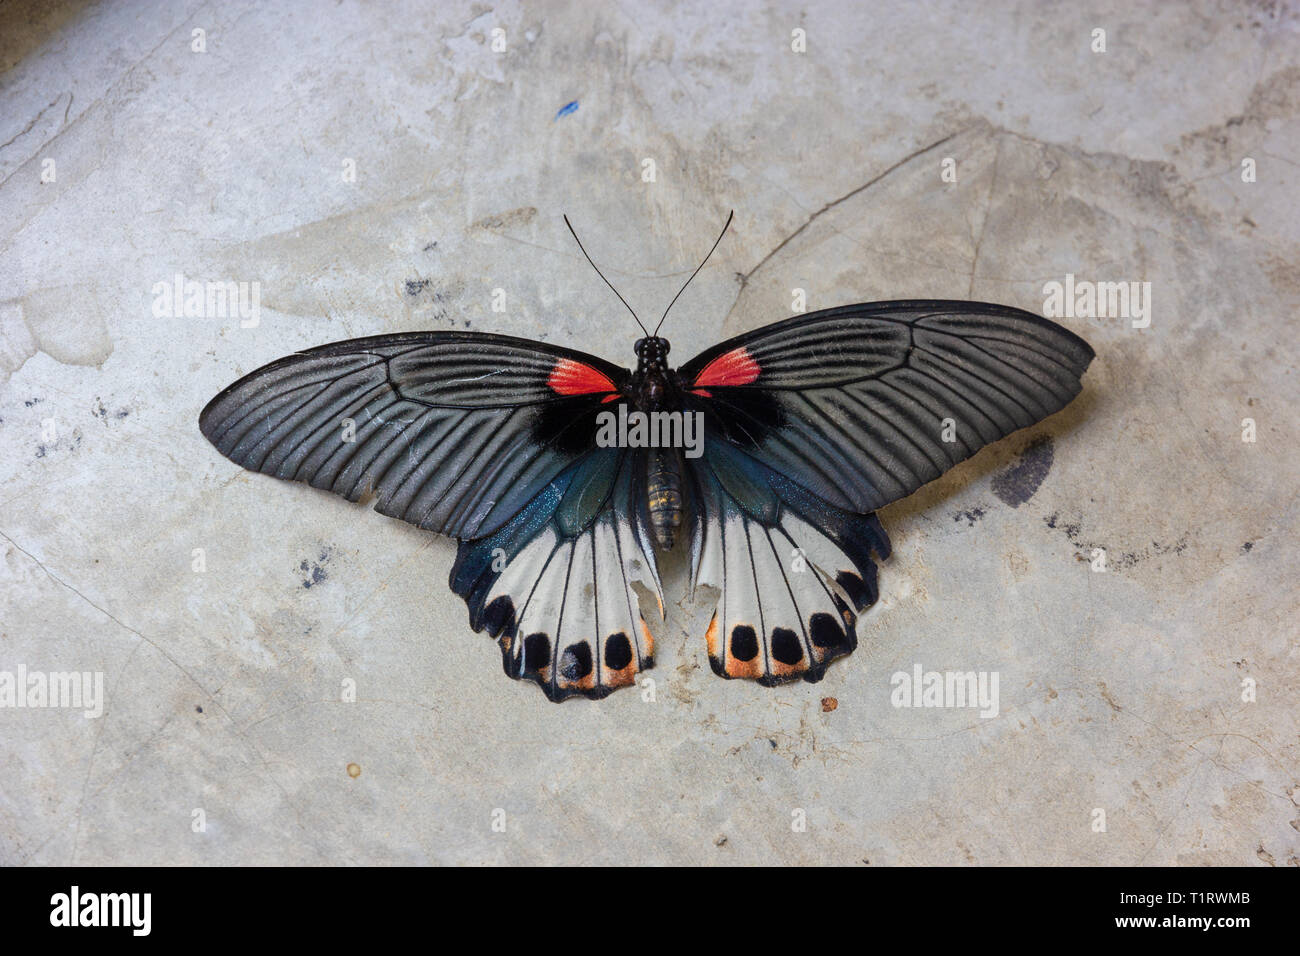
(201, 291, 1093, 702)
(629, 335, 686, 550)
(642, 448, 679, 550)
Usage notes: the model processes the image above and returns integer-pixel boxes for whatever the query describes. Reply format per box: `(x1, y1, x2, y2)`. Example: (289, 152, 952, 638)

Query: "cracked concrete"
(1, 0, 1298, 865)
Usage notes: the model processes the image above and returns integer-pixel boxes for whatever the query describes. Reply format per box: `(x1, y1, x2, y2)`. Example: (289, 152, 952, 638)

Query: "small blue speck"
(555, 100, 579, 120)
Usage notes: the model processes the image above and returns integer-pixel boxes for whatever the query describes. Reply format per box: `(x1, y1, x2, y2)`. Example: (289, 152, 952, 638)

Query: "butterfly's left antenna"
(563, 215, 649, 337)
(653, 209, 734, 337)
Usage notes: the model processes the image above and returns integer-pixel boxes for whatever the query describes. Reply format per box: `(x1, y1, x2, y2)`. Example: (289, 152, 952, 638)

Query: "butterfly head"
(633, 336, 671, 372)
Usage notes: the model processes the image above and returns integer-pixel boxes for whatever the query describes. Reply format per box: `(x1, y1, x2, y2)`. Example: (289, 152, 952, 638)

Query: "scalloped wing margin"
(450, 447, 665, 702)
(689, 440, 892, 686)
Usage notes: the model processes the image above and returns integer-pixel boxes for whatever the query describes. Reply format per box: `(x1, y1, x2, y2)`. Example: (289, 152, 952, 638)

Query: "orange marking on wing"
(639, 617, 656, 658)
(722, 621, 763, 679)
(705, 613, 720, 658)
(605, 667, 637, 689)
(548, 358, 617, 396)
(693, 346, 760, 389)
(726, 655, 762, 680)
(604, 652, 639, 688)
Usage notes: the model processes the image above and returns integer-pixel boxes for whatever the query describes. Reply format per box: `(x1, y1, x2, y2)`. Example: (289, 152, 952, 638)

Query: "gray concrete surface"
(1, 0, 1297, 865)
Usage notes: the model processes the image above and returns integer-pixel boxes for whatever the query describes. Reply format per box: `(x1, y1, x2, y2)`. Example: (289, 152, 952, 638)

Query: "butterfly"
(199, 212, 1094, 702)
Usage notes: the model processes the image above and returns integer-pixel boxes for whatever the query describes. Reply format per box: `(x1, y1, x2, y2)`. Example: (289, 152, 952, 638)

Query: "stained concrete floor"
(1, 1, 1297, 865)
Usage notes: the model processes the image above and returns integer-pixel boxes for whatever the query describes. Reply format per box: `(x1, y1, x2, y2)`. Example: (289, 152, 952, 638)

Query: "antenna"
(653, 210, 733, 336)
(563, 215, 648, 337)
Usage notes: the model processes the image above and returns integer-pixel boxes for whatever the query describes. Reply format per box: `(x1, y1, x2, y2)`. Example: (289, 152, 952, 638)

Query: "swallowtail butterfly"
(200, 214, 1094, 701)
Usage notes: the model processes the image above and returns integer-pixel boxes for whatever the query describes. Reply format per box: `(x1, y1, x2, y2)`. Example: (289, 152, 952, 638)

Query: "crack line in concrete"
(732, 128, 966, 296)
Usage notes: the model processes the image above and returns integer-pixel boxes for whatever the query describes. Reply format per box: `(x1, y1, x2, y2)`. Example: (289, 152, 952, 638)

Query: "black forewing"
(199, 331, 627, 541)
(678, 300, 1095, 515)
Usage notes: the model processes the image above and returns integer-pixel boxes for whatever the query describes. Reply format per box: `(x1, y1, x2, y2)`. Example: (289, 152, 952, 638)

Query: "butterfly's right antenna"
(653, 209, 733, 337)
(564, 215, 649, 337)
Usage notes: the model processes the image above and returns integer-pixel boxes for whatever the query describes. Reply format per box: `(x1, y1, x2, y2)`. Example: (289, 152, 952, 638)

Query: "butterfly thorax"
(632, 337, 685, 551)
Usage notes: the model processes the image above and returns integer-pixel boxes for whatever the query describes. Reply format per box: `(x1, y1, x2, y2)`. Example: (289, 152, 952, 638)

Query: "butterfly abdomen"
(646, 447, 683, 551)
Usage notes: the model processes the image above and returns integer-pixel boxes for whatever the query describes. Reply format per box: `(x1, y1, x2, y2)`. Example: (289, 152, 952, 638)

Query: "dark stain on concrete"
(991, 436, 1054, 508)
(92, 398, 130, 420)
(35, 430, 81, 459)
(1099, 681, 1122, 712)
(1045, 512, 1188, 570)
(1045, 511, 1082, 540)
(472, 206, 538, 231)
(299, 547, 333, 589)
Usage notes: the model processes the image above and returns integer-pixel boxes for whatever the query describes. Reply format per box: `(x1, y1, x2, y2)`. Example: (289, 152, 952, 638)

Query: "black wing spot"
(730, 625, 759, 662)
(483, 595, 516, 636)
(834, 570, 871, 610)
(771, 627, 803, 665)
(560, 642, 593, 681)
(605, 632, 633, 670)
(810, 612, 849, 649)
(523, 633, 551, 673)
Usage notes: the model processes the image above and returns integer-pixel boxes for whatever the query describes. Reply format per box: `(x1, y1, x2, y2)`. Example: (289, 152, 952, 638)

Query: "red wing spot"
(690, 388, 713, 398)
(548, 358, 617, 396)
(692, 346, 760, 389)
